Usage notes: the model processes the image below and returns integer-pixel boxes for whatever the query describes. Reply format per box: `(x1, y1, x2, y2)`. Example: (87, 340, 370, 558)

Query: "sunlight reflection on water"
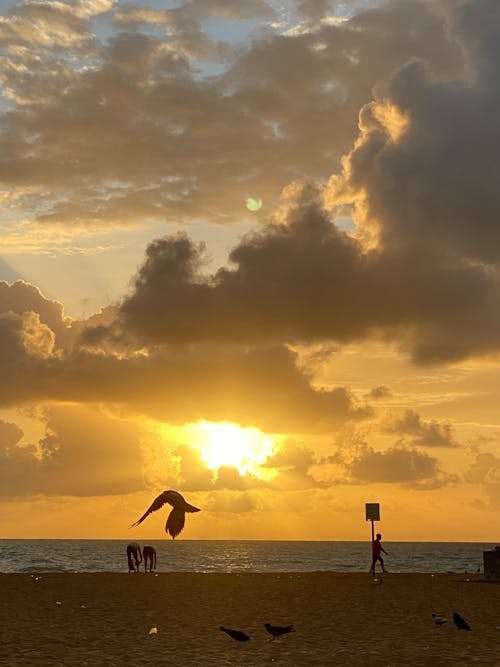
(0, 540, 495, 574)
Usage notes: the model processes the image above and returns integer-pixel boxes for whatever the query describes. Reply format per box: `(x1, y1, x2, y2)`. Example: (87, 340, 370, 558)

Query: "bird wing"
(131, 491, 173, 527)
(166, 506, 186, 539)
(165, 490, 200, 513)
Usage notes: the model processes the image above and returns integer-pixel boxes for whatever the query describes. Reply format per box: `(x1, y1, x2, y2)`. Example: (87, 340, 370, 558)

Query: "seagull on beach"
(432, 613, 447, 627)
(220, 626, 250, 642)
(131, 490, 200, 539)
(453, 612, 471, 631)
(264, 623, 295, 640)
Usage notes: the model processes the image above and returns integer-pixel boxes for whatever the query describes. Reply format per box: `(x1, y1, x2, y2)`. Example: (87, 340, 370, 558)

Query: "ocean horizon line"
(1, 537, 497, 543)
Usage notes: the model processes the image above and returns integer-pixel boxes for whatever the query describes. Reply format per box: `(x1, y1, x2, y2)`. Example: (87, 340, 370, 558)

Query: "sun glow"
(187, 421, 276, 477)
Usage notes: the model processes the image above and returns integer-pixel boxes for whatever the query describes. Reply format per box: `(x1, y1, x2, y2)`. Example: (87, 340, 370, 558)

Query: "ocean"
(0, 540, 496, 574)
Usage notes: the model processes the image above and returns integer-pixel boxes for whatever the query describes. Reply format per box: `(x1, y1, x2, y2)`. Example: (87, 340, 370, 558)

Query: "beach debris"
(432, 614, 447, 627)
(220, 626, 250, 642)
(453, 612, 471, 631)
(149, 627, 158, 635)
(80, 605, 86, 609)
(265, 623, 296, 640)
(131, 489, 200, 539)
(372, 577, 383, 585)
(55, 601, 62, 606)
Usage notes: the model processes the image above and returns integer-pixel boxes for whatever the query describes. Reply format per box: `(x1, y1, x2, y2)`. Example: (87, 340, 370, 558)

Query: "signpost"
(365, 503, 380, 576)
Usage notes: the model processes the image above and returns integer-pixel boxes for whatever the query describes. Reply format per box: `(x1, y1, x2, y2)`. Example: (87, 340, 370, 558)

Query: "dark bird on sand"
(220, 626, 250, 642)
(432, 613, 447, 627)
(131, 490, 200, 539)
(453, 612, 471, 631)
(264, 623, 295, 640)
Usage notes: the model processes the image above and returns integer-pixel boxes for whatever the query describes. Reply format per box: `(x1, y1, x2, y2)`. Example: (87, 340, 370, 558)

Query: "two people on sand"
(370, 533, 388, 575)
(126, 542, 157, 572)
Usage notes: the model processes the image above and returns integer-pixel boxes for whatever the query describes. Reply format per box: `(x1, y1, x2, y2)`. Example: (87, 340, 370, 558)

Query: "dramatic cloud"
(325, 0, 500, 362)
(101, 187, 499, 366)
(386, 409, 459, 448)
(0, 281, 367, 433)
(263, 438, 322, 489)
(0, 0, 462, 230)
(1, 1, 499, 538)
(0, 406, 145, 498)
(335, 444, 455, 489)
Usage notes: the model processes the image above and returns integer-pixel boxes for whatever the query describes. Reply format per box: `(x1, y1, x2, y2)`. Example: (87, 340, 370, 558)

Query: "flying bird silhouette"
(264, 623, 295, 640)
(220, 626, 250, 642)
(453, 612, 471, 631)
(131, 490, 200, 539)
(432, 613, 447, 627)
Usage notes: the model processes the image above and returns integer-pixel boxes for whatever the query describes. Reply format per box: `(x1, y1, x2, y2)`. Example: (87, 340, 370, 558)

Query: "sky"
(1, 0, 499, 541)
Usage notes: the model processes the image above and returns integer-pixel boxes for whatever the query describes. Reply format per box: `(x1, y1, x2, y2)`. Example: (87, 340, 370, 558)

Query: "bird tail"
(166, 507, 186, 539)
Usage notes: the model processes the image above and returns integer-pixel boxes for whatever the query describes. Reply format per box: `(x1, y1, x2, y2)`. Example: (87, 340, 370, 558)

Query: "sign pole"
(371, 518, 375, 576)
(365, 503, 380, 577)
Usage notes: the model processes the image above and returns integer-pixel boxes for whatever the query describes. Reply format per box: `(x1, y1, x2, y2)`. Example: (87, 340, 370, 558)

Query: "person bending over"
(143, 545, 157, 572)
(127, 541, 142, 572)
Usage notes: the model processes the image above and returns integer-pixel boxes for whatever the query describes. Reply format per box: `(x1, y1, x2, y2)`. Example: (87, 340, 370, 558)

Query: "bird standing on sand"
(220, 626, 250, 642)
(264, 623, 295, 640)
(432, 613, 447, 627)
(453, 612, 471, 631)
(131, 490, 200, 539)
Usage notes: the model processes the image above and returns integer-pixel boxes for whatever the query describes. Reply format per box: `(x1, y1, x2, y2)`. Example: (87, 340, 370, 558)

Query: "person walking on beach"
(370, 533, 388, 575)
(127, 541, 142, 572)
(143, 545, 157, 572)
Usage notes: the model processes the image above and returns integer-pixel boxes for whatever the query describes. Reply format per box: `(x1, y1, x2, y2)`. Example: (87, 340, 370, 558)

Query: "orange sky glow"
(0, 0, 499, 541)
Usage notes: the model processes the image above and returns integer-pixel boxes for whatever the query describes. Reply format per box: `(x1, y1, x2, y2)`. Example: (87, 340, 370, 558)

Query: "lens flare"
(246, 197, 263, 211)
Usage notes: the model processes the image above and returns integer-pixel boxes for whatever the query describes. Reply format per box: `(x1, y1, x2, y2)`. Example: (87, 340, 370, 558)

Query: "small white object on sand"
(149, 627, 158, 635)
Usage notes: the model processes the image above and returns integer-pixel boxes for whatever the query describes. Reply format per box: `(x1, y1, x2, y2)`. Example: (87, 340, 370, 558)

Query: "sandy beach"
(1, 572, 499, 666)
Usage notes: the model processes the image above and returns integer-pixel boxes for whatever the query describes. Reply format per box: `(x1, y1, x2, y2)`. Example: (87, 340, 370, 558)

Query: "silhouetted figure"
(432, 613, 447, 627)
(453, 612, 471, 631)
(264, 623, 295, 640)
(131, 490, 200, 539)
(143, 545, 157, 572)
(220, 626, 250, 642)
(126, 541, 142, 572)
(369, 533, 388, 575)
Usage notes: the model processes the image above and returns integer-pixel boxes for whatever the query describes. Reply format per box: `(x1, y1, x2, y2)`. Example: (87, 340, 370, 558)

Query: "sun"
(186, 420, 276, 478)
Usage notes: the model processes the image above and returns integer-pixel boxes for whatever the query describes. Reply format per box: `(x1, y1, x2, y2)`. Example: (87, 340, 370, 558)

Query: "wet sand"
(1, 572, 499, 666)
